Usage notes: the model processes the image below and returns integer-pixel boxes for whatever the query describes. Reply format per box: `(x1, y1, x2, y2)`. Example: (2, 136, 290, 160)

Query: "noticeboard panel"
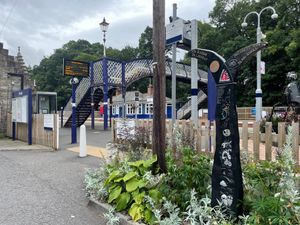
(63, 59, 89, 77)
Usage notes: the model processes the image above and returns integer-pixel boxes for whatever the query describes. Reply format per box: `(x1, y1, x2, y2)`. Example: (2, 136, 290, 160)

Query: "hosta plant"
(104, 156, 163, 224)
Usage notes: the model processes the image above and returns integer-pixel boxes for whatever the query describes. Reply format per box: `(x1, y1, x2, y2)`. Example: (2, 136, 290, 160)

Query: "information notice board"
(63, 59, 89, 77)
(12, 95, 28, 123)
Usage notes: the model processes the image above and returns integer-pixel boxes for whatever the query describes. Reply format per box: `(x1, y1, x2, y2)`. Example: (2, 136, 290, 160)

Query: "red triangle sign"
(219, 69, 230, 82)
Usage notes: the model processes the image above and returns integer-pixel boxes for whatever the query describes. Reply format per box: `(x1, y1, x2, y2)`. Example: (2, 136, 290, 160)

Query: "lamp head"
(261, 32, 267, 40)
(241, 22, 248, 28)
(69, 77, 79, 85)
(271, 13, 278, 19)
(100, 17, 109, 32)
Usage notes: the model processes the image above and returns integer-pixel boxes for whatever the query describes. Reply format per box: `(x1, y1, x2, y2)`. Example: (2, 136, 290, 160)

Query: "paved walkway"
(0, 139, 52, 151)
(0, 125, 112, 225)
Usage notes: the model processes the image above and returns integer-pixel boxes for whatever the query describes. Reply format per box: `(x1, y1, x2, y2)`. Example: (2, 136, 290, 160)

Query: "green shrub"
(159, 147, 212, 210)
(84, 167, 109, 201)
(243, 126, 300, 224)
(104, 156, 163, 224)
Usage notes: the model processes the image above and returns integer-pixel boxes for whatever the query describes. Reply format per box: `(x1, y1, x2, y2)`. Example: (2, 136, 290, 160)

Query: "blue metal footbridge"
(62, 58, 208, 128)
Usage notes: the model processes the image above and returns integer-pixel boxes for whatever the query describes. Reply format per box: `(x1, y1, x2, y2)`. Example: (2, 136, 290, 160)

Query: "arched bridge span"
(62, 58, 208, 127)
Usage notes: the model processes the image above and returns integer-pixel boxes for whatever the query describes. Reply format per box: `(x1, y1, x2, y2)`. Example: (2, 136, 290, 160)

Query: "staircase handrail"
(177, 90, 207, 119)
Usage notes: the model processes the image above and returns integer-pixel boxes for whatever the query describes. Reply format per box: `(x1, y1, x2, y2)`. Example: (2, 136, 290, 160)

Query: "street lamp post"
(242, 6, 278, 121)
(100, 17, 109, 57)
(100, 17, 109, 130)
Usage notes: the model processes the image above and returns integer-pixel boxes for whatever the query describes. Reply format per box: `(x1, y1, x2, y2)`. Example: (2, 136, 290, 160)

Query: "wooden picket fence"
(112, 119, 300, 166)
(6, 113, 59, 150)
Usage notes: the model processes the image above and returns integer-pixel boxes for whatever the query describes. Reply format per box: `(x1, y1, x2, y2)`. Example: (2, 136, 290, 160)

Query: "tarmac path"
(0, 148, 106, 225)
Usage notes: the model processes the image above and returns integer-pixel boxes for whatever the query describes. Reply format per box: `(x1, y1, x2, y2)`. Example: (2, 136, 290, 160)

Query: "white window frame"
(138, 103, 143, 114)
(146, 103, 153, 115)
(127, 103, 135, 115)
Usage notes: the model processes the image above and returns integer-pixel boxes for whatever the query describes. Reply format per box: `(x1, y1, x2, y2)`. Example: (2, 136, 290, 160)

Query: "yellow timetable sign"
(63, 59, 89, 77)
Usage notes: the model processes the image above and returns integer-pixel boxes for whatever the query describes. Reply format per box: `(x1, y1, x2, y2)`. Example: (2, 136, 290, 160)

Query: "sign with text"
(166, 18, 184, 45)
(44, 114, 54, 130)
(12, 96, 28, 123)
(63, 59, 89, 77)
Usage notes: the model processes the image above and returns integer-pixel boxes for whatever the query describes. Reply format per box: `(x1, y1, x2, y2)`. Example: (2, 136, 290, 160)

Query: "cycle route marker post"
(189, 43, 266, 217)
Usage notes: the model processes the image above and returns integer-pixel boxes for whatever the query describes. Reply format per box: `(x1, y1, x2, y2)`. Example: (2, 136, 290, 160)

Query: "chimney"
(147, 84, 153, 96)
(115, 88, 121, 96)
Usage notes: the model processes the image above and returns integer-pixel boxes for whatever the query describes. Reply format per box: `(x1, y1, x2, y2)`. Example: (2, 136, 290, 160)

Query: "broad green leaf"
(128, 160, 144, 167)
(148, 189, 161, 202)
(126, 177, 140, 192)
(143, 156, 157, 168)
(115, 192, 131, 211)
(133, 191, 145, 204)
(123, 171, 137, 182)
(108, 183, 118, 193)
(108, 186, 122, 203)
(105, 170, 121, 186)
(144, 208, 156, 225)
(114, 177, 124, 182)
(137, 179, 146, 188)
(131, 189, 140, 198)
(128, 203, 144, 221)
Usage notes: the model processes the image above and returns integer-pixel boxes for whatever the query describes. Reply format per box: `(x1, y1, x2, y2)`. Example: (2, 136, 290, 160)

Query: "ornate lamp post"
(241, 6, 278, 121)
(99, 17, 109, 57)
(99, 17, 109, 129)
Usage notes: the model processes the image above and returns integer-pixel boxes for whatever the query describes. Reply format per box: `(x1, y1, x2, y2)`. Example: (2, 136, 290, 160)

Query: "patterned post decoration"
(189, 43, 266, 216)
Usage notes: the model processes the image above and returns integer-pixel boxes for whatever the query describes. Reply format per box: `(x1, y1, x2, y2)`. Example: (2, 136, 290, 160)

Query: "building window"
(146, 103, 153, 114)
(112, 105, 116, 115)
(138, 104, 143, 114)
(116, 105, 119, 115)
(127, 103, 135, 115)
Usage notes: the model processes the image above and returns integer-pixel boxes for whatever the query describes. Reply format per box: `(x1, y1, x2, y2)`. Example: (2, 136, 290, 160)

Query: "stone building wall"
(0, 43, 31, 133)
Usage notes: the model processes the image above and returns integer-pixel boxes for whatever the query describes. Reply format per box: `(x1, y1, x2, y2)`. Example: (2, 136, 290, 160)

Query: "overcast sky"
(0, 0, 215, 66)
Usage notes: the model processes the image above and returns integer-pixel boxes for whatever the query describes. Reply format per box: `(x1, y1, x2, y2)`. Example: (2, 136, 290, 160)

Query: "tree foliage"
(200, 0, 300, 106)
(30, 39, 138, 108)
(30, 0, 300, 109)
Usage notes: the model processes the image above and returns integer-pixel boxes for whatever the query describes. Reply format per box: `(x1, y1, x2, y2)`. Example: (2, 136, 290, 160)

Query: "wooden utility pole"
(152, 0, 167, 173)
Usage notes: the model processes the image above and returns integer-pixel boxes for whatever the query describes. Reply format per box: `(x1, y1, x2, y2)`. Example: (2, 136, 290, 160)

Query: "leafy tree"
(138, 26, 153, 58)
(201, 0, 300, 106)
(30, 39, 138, 108)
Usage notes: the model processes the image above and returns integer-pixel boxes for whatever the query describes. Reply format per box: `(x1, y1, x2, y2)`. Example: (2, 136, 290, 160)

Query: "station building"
(110, 85, 172, 119)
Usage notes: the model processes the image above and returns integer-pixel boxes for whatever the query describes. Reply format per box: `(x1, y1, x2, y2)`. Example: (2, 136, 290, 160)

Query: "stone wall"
(0, 43, 31, 133)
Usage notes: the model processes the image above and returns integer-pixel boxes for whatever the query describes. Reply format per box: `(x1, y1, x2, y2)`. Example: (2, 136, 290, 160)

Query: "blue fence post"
(12, 122, 16, 140)
(71, 78, 77, 143)
(122, 62, 126, 118)
(90, 62, 95, 129)
(103, 58, 108, 130)
(28, 88, 32, 145)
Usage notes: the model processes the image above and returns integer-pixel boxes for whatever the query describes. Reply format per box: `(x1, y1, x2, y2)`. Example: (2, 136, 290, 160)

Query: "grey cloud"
(0, 0, 214, 66)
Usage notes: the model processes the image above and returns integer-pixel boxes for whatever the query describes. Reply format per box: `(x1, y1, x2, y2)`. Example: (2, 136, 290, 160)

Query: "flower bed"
(84, 126, 300, 225)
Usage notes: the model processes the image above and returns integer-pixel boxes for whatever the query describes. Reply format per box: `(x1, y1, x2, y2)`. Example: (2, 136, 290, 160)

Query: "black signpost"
(189, 43, 267, 216)
(63, 59, 90, 144)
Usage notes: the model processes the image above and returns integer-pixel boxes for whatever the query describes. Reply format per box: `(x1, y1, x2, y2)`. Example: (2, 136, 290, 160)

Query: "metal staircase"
(177, 90, 208, 120)
(62, 58, 208, 127)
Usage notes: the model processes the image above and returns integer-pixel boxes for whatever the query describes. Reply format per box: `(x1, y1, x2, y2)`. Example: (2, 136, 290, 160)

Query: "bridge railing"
(62, 58, 209, 126)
